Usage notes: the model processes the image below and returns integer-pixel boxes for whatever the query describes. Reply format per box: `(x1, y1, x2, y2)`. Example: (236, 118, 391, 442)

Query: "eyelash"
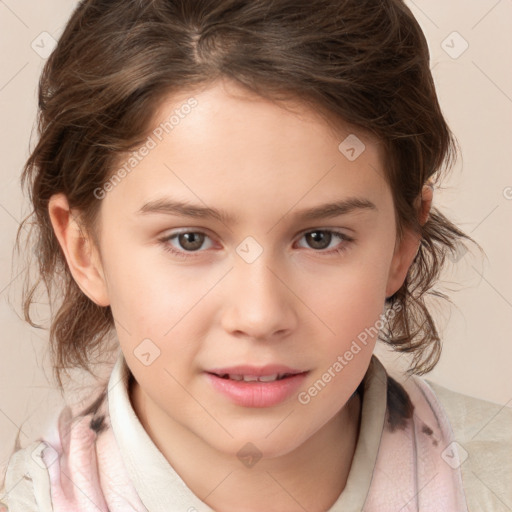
(157, 229, 354, 259)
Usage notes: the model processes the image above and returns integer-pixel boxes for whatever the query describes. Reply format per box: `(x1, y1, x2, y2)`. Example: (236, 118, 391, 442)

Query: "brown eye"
(304, 231, 332, 250)
(296, 229, 353, 255)
(158, 230, 214, 258)
(177, 232, 205, 251)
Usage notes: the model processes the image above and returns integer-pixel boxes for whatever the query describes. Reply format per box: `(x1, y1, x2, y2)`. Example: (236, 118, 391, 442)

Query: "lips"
(207, 364, 306, 377)
(207, 364, 306, 383)
(205, 364, 309, 407)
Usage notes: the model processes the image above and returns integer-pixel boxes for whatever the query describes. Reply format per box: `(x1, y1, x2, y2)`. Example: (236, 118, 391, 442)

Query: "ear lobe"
(48, 193, 110, 307)
(385, 184, 433, 298)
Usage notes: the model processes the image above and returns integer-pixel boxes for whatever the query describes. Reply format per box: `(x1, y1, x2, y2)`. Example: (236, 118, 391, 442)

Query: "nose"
(220, 254, 298, 341)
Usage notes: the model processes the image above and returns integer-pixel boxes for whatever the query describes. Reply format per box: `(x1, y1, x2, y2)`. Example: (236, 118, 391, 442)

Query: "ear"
(48, 193, 110, 307)
(385, 184, 433, 298)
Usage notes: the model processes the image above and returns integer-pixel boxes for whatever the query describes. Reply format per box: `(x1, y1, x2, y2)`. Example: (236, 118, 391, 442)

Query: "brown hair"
(15, 0, 478, 389)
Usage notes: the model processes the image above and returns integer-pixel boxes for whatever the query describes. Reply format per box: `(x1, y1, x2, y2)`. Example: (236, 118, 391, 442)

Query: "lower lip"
(205, 372, 309, 408)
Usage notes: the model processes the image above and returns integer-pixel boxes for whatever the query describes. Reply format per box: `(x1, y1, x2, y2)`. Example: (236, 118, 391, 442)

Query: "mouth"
(204, 365, 310, 407)
(208, 372, 302, 383)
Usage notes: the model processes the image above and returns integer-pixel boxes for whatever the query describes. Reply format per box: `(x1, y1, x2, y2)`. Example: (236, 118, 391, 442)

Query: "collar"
(107, 352, 388, 512)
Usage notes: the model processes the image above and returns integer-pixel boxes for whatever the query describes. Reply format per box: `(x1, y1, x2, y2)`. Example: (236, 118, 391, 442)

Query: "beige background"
(1, 0, 511, 471)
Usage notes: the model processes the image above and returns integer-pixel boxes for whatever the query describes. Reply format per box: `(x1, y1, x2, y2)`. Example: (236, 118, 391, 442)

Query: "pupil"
(307, 231, 331, 249)
(180, 232, 204, 251)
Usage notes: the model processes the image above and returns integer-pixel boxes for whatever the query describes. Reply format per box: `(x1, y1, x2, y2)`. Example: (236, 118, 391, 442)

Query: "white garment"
(1, 352, 510, 511)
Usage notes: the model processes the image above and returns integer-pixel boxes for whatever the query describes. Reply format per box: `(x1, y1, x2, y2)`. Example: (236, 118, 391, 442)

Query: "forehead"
(103, 79, 390, 221)
(149, 78, 381, 155)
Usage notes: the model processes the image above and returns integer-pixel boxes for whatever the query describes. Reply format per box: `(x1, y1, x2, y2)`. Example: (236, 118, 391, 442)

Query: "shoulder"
(424, 378, 512, 441)
(0, 391, 109, 512)
(0, 440, 53, 512)
(424, 378, 512, 511)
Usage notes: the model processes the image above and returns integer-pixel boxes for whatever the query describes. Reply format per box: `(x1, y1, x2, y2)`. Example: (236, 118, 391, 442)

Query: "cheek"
(301, 275, 386, 417)
(100, 244, 198, 367)
(103, 238, 196, 328)
(310, 260, 390, 338)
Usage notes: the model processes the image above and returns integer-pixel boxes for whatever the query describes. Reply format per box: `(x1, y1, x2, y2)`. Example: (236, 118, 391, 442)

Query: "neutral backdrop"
(1, 0, 511, 472)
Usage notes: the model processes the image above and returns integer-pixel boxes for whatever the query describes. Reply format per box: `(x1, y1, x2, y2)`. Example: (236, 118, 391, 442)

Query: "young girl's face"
(84, 78, 416, 458)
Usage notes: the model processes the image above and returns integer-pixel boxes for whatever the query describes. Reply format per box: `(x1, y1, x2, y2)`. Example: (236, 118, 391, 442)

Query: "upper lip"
(206, 365, 307, 377)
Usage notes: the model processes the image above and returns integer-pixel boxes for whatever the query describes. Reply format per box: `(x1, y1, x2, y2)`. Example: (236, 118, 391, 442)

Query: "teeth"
(256, 374, 279, 382)
(225, 373, 282, 382)
(215, 372, 297, 382)
(243, 375, 259, 382)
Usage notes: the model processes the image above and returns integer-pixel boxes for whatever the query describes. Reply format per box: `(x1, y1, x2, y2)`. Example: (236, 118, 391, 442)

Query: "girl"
(1, 0, 510, 510)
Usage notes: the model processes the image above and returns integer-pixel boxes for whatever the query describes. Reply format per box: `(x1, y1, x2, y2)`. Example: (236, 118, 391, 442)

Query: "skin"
(49, 78, 432, 512)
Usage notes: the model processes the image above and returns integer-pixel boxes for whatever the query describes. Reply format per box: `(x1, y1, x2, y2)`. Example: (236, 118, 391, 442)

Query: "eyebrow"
(136, 196, 377, 224)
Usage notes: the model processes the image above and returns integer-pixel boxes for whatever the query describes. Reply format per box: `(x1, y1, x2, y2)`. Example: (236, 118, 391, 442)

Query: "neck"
(131, 379, 362, 512)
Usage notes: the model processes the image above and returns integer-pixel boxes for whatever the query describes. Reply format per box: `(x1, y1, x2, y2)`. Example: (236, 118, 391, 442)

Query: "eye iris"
(306, 231, 331, 250)
(179, 232, 204, 251)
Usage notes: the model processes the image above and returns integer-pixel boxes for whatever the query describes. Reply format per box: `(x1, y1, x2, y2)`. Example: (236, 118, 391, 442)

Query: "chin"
(209, 422, 312, 461)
